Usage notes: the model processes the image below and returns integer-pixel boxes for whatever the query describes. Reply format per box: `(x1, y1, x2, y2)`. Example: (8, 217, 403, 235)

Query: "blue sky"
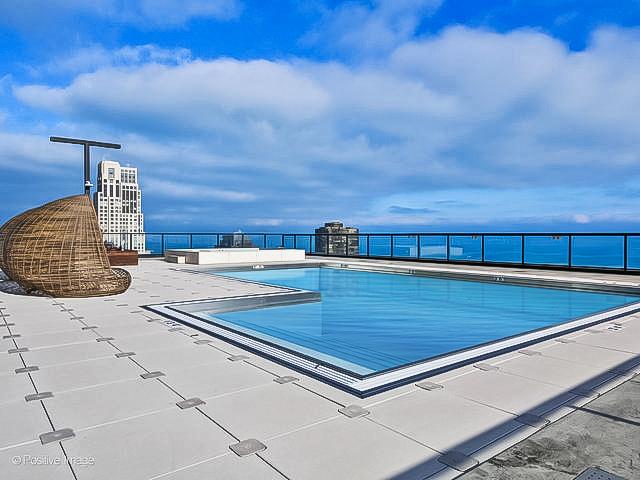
(1, 0, 640, 232)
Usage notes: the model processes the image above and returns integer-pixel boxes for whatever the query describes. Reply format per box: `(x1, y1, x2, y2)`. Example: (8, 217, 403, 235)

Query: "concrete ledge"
(164, 247, 306, 265)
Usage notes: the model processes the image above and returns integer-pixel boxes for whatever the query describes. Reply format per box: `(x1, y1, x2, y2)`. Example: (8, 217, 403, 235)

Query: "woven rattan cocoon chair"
(0, 195, 131, 297)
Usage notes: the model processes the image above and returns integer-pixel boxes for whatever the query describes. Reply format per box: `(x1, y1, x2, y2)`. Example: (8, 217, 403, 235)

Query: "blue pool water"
(208, 268, 639, 375)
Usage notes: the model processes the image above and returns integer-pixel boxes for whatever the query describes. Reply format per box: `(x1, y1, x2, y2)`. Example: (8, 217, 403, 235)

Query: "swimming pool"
(149, 265, 640, 396)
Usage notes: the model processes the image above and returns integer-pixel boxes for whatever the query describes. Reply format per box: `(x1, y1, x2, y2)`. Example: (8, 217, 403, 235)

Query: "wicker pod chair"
(0, 195, 131, 297)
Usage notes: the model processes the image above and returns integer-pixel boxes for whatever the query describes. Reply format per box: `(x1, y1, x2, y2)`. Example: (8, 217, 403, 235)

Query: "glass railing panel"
(419, 235, 447, 259)
(571, 235, 624, 268)
(358, 235, 368, 256)
(266, 234, 283, 249)
(369, 235, 391, 257)
(324, 235, 346, 255)
(484, 235, 522, 263)
(313, 235, 328, 254)
(246, 235, 265, 249)
(143, 234, 163, 254)
(393, 235, 418, 258)
(346, 235, 360, 256)
(449, 235, 482, 261)
(295, 235, 311, 253)
(191, 234, 218, 249)
(523, 235, 568, 265)
(163, 234, 190, 251)
(283, 235, 295, 249)
(627, 236, 640, 270)
(218, 233, 242, 247)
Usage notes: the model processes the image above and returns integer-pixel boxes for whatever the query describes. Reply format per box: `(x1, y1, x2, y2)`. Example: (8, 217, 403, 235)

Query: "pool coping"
(145, 262, 640, 397)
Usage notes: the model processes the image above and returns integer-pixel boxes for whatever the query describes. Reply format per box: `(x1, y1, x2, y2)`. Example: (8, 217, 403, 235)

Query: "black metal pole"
(50, 136, 121, 195)
(83, 143, 91, 195)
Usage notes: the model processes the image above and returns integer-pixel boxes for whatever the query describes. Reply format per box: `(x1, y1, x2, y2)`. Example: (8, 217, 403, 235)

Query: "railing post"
(345, 235, 349, 257)
(294, 234, 297, 249)
(568, 235, 572, 267)
(446, 235, 450, 261)
(624, 234, 628, 271)
(325, 234, 329, 255)
(264, 234, 267, 249)
(481, 235, 485, 262)
(161, 233, 165, 255)
(521, 234, 525, 265)
(189, 234, 193, 249)
(366, 235, 370, 257)
(390, 235, 394, 258)
(417, 235, 421, 259)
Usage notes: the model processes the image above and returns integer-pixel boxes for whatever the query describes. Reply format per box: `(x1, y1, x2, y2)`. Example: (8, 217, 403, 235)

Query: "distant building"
(93, 160, 145, 253)
(315, 221, 359, 255)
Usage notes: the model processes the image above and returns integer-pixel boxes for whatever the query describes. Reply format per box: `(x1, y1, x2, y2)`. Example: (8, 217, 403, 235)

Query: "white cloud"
(0, 132, 77, 173)
(7, 25, 640, 227)
(39, 44, 191, 75)
(15, 59, 330, 125)
(143, 178, 256, 202)
(303, 0, 443, 56)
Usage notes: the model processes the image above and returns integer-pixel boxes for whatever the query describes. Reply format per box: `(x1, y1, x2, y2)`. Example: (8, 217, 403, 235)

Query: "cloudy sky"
(1, 0, 640, 232)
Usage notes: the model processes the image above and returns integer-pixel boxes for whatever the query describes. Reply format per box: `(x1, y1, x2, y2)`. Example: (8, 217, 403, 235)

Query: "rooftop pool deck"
(1, 258, 639, 480)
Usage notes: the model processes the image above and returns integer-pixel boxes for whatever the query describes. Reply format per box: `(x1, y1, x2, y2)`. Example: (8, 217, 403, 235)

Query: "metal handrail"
(100, 231, 640, 274)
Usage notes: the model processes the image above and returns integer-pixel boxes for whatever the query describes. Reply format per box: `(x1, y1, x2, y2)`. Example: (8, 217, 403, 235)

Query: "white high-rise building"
(93, 160, 145, 253)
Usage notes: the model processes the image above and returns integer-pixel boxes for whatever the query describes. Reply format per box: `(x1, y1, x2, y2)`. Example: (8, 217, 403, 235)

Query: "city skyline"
(1, 1, 640, 232)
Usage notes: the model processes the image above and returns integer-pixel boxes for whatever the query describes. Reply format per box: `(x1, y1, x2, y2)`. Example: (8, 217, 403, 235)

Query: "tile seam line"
(73, 402, 192, 434)
(364, 416, 444, 455)
(146, 451, 235, 480)
(495, 366, 617, 391)
(193, 405, 241, 442)
(292, 382, 348, 407)
(538, 351, 640, 371)
(569, 339, 640, 355)
(263, 414, 343, 443)
(39, 392, 80, 480)
(255, 451, 294, 480)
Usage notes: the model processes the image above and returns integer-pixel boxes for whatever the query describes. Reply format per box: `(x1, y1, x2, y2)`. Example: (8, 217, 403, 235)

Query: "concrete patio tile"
(369, 389, 523, 455)
(92, 323, 166, 338)
(200, 382, 339, 440)
(162, 361, 274, 399)
(534, 341, 638, 370)
(442, 370, 577, 417)
(0, 399, 52, 449)
(30, 357, 143, 393)
(6, 323, 80, 337)
(113, 331, 195, 353)
(66, 408, 234, 480)
(262, 416, 444, 480)
(0, 441, 76, 480)
(45, 377, 181, 430)
(132, 345, 229, 373)
(16, 330, 99, 349)
(574, 330, 640, 353)
(158, 452, 284, 479)
(0, 351, 23, 374)
(20, 342, 116, 367)
(0, 372, 36, 405)
(1, 336, 20, 349)
(497, 355, 619, 390)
